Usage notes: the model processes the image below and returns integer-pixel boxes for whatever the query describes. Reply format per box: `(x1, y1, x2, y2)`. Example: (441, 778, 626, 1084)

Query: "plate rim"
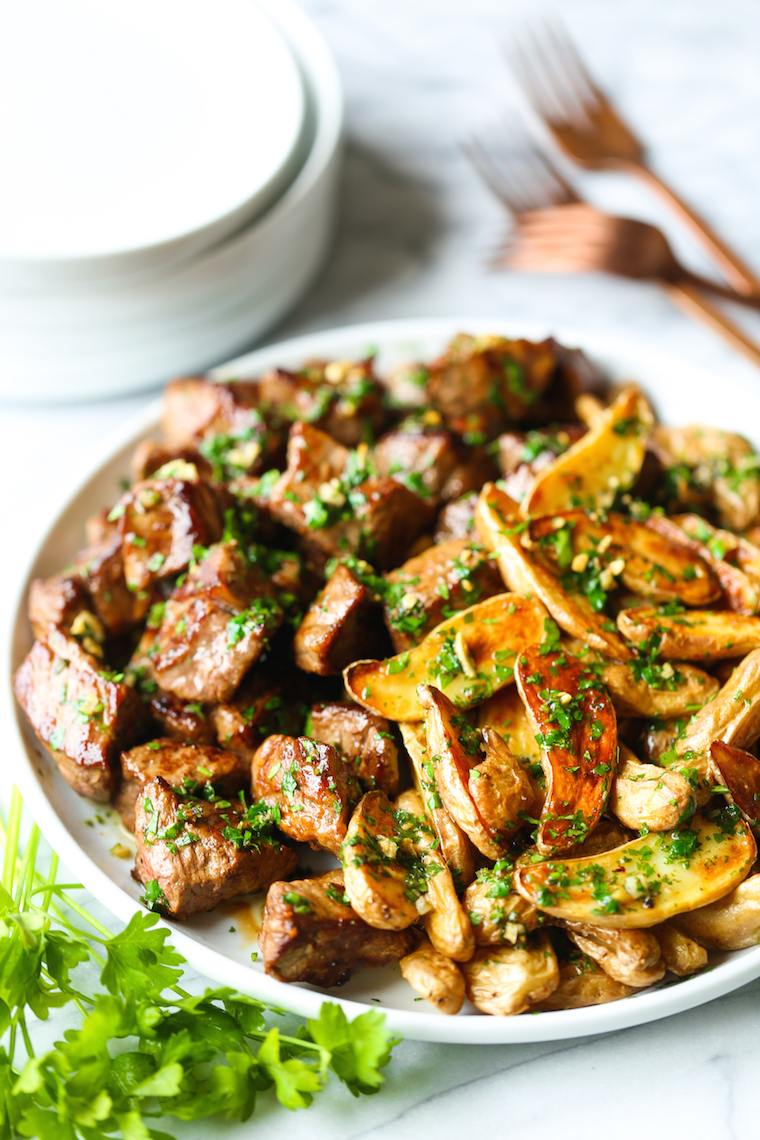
(7, 314, 760, 1044)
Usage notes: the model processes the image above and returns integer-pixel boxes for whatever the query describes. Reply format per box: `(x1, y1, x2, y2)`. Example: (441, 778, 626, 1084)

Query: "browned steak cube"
(72, 531, 152, 635)
(308, 701, 399, 796)
(126, 625, 214, 744)
(379, 360, 430, 410)
(13, 630, 148, 801)
(115, 739, 250, 832)
(258, 357, 386, 447)
(252, 735, 361, 856)
(115, 471, 223, 592)
(28, 574, 89, 640)
(383, 538, 503, 652)
(259, 871, 416, 987)
(496, 425, 586, 503)
(130, 439, 212, 483)
(134, 776, 297, 919)
(433, 492, 478, 543)
(427, 333, 558, 439)
(151, 541, 283, 704)
(374, 426, 461, 501)
(293, 563, 385, 675)
(210, 675, 297, 765)
(267, 422, 430, 569)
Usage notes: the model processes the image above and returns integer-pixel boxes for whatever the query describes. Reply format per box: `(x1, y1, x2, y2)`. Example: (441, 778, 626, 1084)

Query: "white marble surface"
(3, 0, 760, 1136)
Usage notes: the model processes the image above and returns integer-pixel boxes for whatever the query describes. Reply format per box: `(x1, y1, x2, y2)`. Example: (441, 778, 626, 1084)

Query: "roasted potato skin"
(646, 514, 758, 614)
(342, 791, 422, 931)
(461, 933, 560, 1016)
(532, 954, 637, 1010)
(609, 744, 694, 833)
(710, 740, 760, 823)
(601, 659, 718, 719)
(515, 647, 616, 854)
(464, 873, 539, 947)
(618, 607, 760, 661)
(654, 923, 708, 976)
(671, 874, 760, 950)
(399, 937, 467, 1015)
(475, 483, 632, 660)
(560, 922, 665, 987)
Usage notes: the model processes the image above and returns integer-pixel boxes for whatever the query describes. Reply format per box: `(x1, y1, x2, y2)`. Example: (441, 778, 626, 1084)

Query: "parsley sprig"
(0, 787, 398, 1138)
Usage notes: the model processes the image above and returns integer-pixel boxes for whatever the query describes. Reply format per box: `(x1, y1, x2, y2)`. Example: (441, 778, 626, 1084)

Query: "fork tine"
(543, 19, 603, 109)
(507, 34, 563, 120)
(462, 136, 527, 213)
(525, 24, 590, 125)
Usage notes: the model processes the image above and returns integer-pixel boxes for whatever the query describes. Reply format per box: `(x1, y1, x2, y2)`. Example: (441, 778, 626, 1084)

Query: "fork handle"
(630, 162, 760, 297)
(665, 281, 760, 369)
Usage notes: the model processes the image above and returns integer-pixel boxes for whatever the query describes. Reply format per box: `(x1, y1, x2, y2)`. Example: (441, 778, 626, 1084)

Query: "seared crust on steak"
(308, 701, 400, 796)
(293, 564, 386, 675)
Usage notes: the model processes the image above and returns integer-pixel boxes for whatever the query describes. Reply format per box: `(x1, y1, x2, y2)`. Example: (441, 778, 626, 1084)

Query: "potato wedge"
(646, 514, 758, 614)
(532, 955, 637, 1010)
(609, 744, 694, 833)
(395, 789, 475, 962)
(419, 685, 518, 860)
(673, 513, 760, 591)
(618, 606, 760, 661)
(471, 727, 536, 834)
(476, 685, 541, 765)
(461, 933, 560, 1016)
(475, 484, 632, 660)
(399, 937, 466, 1015)
(515, 647, 616, 854)
(515, 813, 756, 928)
(671, 874, 760, 950)
(710, 740, 760, 824)
(522, 387, 653, 517)
(342, 791, 424, 931)
(344, 591, 549, 722)
(530, 510, 718, 607)
(464, 869, 539, 946)
(560, 922, 665, 987)
(601, 659, 719, 718)
(399, 722, 476, 891)
(654, 923, 708, 976)
(651, 424, 760, 532)
(673, 648, 760, 799)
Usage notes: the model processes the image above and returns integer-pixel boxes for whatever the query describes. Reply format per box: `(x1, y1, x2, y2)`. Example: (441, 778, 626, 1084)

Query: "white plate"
(7, 317, 760, 1044)
(0, 0, 305, 286)
(0, 0, 343, 402)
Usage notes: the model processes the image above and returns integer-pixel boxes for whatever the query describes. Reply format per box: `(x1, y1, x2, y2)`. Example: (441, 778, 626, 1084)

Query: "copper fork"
(508, 23, 760, 297)
(464, 131, 760, 369)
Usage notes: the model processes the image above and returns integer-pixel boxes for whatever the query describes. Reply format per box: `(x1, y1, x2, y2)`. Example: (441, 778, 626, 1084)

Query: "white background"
(2, 2, 760, 1137)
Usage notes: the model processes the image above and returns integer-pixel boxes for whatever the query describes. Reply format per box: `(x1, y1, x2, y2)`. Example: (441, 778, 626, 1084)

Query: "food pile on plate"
(14, 333, 760, 1016)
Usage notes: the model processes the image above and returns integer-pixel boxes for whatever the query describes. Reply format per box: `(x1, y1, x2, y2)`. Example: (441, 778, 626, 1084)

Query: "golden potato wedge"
(342, 791, 424, 931)
(476, 484, 632, 660)
(609, 744, 694, 833)
(671, 874, 760, 950)
(673, 513, 760, 590)
(530, 510, 718, 607)
(575, 392, 607, 429)
(601, 659, 719, 718)
(344, 591, 549, 721)
(673, 648, 760, 800)
(646, 514, 758, 614)
(561, 922, 665, 987)
(395, 789, 475, 962)
(464, 869, 539, 947)
(654, 923, 708, 976)
(461, 933, 560, 1016)
(399, 937, 466, 1015)
(515, 813, 756, 928)
(532, 955, 637, 1010)
(515, 646, 616, 854)
(618, 606, 760, 661)
(418, 684, 514, 860)
(522, 387, 653, 517)
(471, 726, 536, 833)
(476, 685, 541, 765)
(399, 722, 476, 890)
(710, 740, 760, 824)
(640, 717, 689, 765)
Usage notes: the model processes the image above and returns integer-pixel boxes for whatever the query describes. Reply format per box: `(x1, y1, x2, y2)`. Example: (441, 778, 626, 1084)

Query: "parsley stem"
(40, 850, 59, 914)
(18, 1012, 34, 1060)
(15, 823, 40, 910)
(2, 785, 23, 893)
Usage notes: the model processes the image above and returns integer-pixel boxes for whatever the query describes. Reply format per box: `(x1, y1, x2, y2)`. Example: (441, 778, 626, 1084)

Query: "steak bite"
(427, 333, 559, 439)
(433, 492, 478, 543)
(115, 469, 223, 593)
(114, 738, 250, 832)
(267, 422, 431, 569)
(375, 423, 496, 506)
(258, 357, 386, 448)
(383, 538, 504, 652)
(126, 625, 214, 746)
(28, 574, 89, 641)
(307, 700, 400, 796)
(252, 735, 361, 856)
(72, 530, 152, 635)
(293, 563, 386, 676)
(259, 871, 417, 987)
(13, 630, 148, 801)
(130, 439, 211, 483)
(210, 674, 297, 764)
(134, 776, 297, 920)
(496, 425, 586, 503)
(150, 541, 283, 704)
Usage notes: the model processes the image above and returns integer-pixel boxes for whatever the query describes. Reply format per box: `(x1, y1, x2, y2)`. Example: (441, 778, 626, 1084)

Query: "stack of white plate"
(0, 0, 343, 402)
